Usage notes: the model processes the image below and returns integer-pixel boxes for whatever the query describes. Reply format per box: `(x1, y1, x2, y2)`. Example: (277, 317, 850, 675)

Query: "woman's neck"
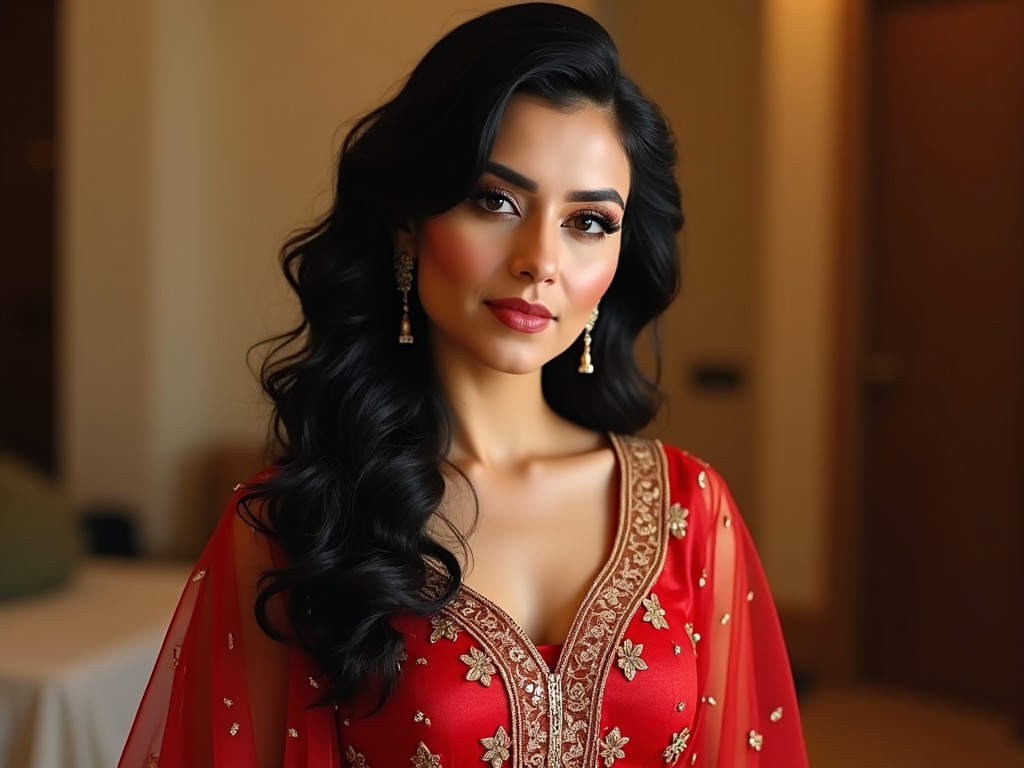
(431, 340, 595, 469)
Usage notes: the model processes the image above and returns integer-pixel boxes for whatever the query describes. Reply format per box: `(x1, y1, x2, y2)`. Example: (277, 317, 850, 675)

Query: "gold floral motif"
(191, 569, 206, 583)
(227, 632, 234, 650)
(416, 657, 428, 665)
(698, 569, 708, 588)
(663, 728, 691, 764)
(616, 638, 649, 681)
(287, 727, 298, 738)
(480, 725, 512, 767)
(697, 470, 708, 490)
(460, 646, 496, 686)
(720, 613, 731, 625)
(770, 706, 784, 722)
(667, 504, 689, 539)
(673, 644, 682, 655)
(411, 741, 441, 767)
(599, 726, 630, 766)
(747, 590, 754, 602)
(148, 755, 159, 768)
(642, 593, 669, 630)
(428, 615, 460, 643)
(675, 701, 686, 712)
(601, 585, 623, 605)
(308, 676, 319, 689)
(344, 746, 369, 767)
(413, 710, 432, 726)
(223, 697, 233, 708)
(748, 730, 764, 751)
(228, 722, 240, 736)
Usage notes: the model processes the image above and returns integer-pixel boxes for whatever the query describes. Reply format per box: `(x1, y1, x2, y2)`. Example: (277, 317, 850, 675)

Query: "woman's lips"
(485, 298, 554, 333)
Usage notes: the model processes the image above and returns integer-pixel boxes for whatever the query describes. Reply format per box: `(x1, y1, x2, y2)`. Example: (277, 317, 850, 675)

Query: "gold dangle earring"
(394, 250, 414, 344)
(578, 301, 600, 374)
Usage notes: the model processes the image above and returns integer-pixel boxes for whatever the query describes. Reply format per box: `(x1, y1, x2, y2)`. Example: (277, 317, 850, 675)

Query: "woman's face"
(406, 95, 630, 376)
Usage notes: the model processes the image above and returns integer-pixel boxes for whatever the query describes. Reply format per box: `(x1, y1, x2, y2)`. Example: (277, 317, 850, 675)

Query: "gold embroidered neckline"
(422, 433, 670, 768)
(439, 432, 628, 675)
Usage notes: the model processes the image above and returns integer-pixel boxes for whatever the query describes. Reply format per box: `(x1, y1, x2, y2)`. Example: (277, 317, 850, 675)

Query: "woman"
(120, 4, 809, 767)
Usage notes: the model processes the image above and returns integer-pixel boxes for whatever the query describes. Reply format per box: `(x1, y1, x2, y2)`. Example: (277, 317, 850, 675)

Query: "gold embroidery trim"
(422, 434, 670, 768)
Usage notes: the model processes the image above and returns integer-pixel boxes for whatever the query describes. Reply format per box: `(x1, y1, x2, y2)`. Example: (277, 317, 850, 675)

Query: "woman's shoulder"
(613, 433, 724, 490)
(612, 434, 734, 529)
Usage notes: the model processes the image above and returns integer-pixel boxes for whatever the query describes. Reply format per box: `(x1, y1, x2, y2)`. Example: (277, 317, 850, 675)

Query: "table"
(0, 558, 190, 768)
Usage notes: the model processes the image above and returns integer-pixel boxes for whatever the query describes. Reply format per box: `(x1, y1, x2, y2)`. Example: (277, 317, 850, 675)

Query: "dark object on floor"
(81, 509, 139, 557)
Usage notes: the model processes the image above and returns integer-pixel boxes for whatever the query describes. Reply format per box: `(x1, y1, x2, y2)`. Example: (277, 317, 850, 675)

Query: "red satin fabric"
(119, 440, 808, 767)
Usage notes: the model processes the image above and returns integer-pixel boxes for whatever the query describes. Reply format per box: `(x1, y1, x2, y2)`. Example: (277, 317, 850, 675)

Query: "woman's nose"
(507, 214, 559, 285)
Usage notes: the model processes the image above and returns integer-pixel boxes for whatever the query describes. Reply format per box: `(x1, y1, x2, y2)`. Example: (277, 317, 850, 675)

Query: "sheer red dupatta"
(118, 484, 340, 768)
(687, 464, 809, 767)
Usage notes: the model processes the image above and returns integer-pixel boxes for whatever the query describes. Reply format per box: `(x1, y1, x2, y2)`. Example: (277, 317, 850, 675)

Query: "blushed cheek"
(418, 216, 500, 286)
(572, 251, 619, 309)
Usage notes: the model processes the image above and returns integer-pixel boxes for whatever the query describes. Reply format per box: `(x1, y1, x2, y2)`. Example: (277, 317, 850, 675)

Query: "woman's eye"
(572, 215, 607, 235)
(566, 210, 621, 237)
(474, 192, 516, 214)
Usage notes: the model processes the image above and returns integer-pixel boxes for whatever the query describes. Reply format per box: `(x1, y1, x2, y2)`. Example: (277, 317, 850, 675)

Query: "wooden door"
(0, 0, 57, 473)
(862, 0, 1024, 708)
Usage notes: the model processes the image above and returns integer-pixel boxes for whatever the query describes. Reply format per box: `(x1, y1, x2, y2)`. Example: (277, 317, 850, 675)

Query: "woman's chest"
(338, 437, 703, 767)
(341, 568, 698, 767)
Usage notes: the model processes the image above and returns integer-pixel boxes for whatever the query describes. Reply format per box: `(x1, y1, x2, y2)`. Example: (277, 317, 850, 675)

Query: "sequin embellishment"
(411, 742, 441, 767)
(684, 623, 700, 654)
(663, 728, 691, 764)
(460, 646, 496, 686)
(616, 638, 649, 681)
(667, 504, 689, 539)
(343, 746, 369, 767)
(428, 616, 460, 643)
(599, 727, 630, 766)
(481, 725, 512, 767)
(642, 593, 669, 629)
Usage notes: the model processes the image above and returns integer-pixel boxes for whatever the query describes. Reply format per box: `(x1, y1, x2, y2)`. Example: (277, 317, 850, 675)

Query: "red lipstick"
(485, 298, 554, 333)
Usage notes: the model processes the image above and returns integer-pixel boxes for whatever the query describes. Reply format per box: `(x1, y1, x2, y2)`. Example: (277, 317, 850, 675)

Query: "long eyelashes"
(570, 209, 622, 237)
(467, 185, 623, 239)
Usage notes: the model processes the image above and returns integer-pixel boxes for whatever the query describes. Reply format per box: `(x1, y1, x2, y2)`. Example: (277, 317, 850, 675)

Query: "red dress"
(119, 435, 808, 767)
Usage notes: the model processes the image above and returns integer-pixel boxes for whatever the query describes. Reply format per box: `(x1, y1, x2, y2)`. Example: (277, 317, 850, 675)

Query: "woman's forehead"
(486, 96, 630, 201)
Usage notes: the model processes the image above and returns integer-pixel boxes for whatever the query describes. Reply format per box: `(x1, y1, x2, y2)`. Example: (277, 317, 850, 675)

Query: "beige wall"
(61, 0, 840, 611)
(607, 0, 762, 519)
(610, 0, 840, 612)
(756, 0, 841, 612)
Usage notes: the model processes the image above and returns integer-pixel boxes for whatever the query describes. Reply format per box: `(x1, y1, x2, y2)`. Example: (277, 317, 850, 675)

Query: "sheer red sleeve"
(118, 484, 340, 768)
(690, 467, 809, 767)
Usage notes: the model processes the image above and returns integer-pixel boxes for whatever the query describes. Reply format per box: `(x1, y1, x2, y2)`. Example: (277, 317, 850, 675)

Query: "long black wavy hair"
(241, 2, 683, 710)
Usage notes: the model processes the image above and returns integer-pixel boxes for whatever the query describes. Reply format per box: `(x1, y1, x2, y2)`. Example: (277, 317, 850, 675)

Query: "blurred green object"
(0, 453, 82, 600)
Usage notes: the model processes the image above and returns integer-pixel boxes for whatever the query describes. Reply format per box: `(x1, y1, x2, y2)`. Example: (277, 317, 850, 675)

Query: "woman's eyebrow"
(566, 188, 625, 207)
(485, 162, 538, 192)
(484, 162, 625, 208)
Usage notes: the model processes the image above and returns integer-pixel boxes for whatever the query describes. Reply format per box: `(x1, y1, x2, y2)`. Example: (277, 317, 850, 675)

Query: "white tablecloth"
(0, 558, 190, 768)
